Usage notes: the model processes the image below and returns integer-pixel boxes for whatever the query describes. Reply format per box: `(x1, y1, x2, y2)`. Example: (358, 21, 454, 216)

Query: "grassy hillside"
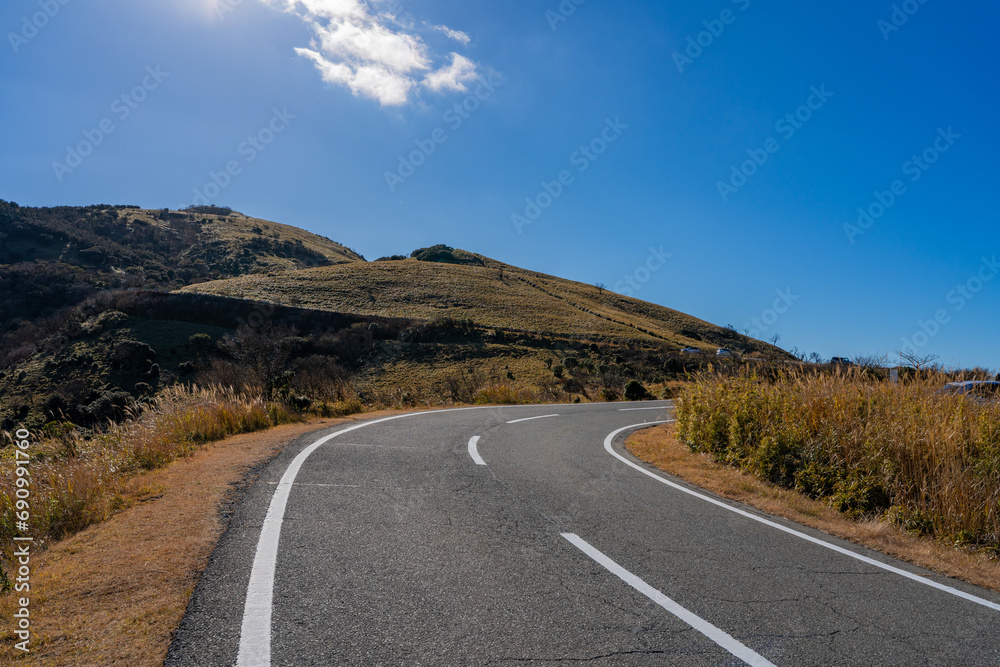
(0, 201, 362, 338)
(1, 205, 786, 432)
(181, 255, 769, 354)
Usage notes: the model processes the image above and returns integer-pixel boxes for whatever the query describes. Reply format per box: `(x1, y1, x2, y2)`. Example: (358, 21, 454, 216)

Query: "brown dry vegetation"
(627, 422, 1000, 594)
(0, 413, 402, 666)
(114, 207, 364, 268)
(0, 386, 319, 578)
(180, 257, 774, 355)
(675, 370, 1000, 552)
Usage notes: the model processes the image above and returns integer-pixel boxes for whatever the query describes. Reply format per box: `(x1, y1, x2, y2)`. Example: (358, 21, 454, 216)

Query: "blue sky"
(3, 0, 998, 370)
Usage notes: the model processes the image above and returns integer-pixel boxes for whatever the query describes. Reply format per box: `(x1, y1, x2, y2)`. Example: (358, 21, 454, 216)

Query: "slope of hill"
(0, 201, 363, 334)
(0, 205, 786, 430)
(180, 254, 762, 354)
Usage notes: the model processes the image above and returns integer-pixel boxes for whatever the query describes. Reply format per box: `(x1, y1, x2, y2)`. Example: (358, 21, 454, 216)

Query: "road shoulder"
(626, 422, 1000, 595)
(0, 411, 405, 666)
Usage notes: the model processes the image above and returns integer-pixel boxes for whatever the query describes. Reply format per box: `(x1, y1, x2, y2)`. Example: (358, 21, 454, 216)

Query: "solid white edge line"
(468, 435, 486, 466)
(505, 413, 560, 424)
(561, 533, 775, 667)
(237, 404, 546, 667)
(605, 422, 1000, 614)
(618, 406, 669, 411)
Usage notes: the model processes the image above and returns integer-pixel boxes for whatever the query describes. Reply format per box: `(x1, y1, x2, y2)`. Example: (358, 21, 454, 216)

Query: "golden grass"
(0, 386, 302, 567)
(0, 415, 377, 665)
(179, 257, 760, 353)
(121, 208, 363, 267)
(675, 370, 1000, 551)
(627, 423, 1000, 594)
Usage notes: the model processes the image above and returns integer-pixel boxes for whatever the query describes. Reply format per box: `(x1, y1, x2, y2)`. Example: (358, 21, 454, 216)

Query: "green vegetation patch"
(410, 244, 484, 266)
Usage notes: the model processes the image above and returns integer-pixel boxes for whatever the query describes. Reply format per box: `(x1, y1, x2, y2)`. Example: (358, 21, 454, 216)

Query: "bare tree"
(853, 352, 889, 369)
(595, 282, 606, 294)
(219, 322, 299, 398)
(898, 350, 940, 370)
(768, 333, 781, 346)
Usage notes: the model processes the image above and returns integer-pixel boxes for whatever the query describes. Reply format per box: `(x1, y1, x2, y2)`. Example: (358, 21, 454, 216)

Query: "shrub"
(676, 370, 1000, 550)
(624, 380, 651, 401)
(410, 244, 484, 266)
(0, 384, 300, 572)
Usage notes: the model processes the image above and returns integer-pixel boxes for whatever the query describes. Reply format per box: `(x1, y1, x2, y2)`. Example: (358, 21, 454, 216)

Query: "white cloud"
(423, 53, 478, 93)
(294, 47, 415, 107)
(266, 0, 479, 107)
(427, 23, 471, 45)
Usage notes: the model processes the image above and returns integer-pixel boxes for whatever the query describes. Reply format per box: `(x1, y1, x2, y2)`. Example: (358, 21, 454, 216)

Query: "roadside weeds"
(0, 411, 404, 666)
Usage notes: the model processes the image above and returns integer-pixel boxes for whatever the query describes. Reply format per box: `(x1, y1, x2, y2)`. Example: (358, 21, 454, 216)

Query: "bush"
(410, 244, 484, 266)
(676, 370, 1000, 550)
(0, 384, 300, 573)
(624, 380, 651, 401)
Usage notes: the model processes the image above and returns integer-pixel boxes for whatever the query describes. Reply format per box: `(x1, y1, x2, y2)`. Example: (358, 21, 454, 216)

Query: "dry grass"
(0, 414, 391, 665)
(123, 208, 362, 267)
(179, 257, 773, 355)
(627, 422, 1000, 594)
(0, 386, 303, 570)
(675, 370, 1000, 552)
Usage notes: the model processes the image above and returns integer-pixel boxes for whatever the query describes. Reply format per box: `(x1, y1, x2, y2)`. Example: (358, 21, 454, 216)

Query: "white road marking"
(505, 413, 560, 424)
(237, 405, 519, 667)
(605, 422, 1000, 614)
(468, 435, 486, 466)
(561, 533, 776, 667)
(618, 406, 669, 411)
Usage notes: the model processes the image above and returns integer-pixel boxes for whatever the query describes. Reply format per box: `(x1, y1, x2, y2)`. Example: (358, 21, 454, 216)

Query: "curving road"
(166, 401, 1000, 666)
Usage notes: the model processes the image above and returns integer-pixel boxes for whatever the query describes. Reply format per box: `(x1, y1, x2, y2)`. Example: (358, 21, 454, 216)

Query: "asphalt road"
(166, 402, 1000, 666)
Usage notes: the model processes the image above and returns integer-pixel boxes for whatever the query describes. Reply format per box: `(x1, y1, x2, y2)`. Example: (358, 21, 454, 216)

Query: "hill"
(0, 206, 787, 430)
(0, 201, 362, 335)
(180, 253, 763, 353)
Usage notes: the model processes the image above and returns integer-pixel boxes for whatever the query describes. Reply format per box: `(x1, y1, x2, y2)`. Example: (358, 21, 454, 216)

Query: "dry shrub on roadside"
(473, 383, 536, 405)
(0, 385, 299, 586)
(677, 369, 1000, 552)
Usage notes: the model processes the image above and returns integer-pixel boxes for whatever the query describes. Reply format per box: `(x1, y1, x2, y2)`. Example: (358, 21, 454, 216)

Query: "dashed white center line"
(561, 533, 776, 667)
(505, 414, 560, 424)
(467, 435, 486, 466)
